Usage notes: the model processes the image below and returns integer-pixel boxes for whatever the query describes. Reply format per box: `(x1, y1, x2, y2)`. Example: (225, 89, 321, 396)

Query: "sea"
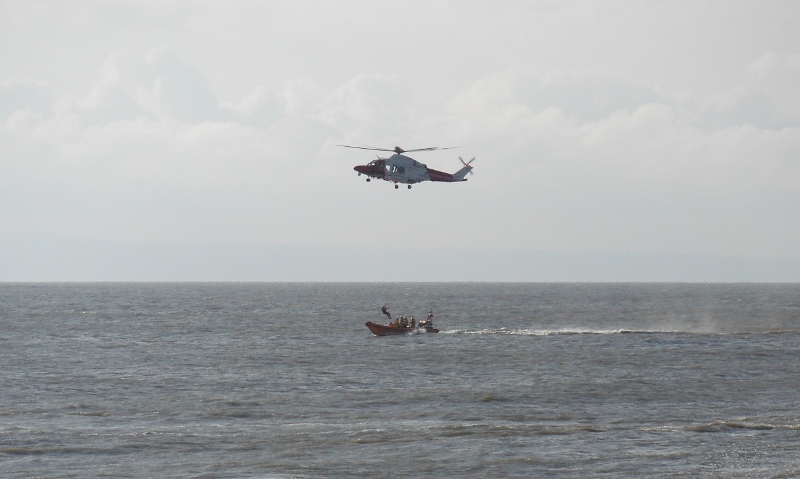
(1, 282, 799, 478)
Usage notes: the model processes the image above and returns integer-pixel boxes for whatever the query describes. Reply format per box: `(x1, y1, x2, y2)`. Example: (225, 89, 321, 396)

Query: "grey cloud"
(701, 87, 789, 130)
(4, 54, 800, 263)
(69, 49, 223, 125)
(318, 74, 415, 141)
(3, 1, 800, 280)
(149, 50, 222, 123)
(0, 80, 54, 119)
(454, 71, 663, 123)
(84, 83, 147, 124)
(516, 74, 662, 123)
(753, 53, 800, 120)
(701, 54, 800, 130)
(220, 87, 282, 128)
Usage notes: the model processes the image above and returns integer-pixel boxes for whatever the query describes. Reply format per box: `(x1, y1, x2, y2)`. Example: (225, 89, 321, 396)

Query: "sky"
(2, 1, 800, 281)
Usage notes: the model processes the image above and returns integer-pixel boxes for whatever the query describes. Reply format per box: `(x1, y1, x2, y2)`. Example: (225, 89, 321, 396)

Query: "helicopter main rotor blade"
(338, 145, 458, 153)
(402, 146, 457, 153)
(338, 145, 396, 152)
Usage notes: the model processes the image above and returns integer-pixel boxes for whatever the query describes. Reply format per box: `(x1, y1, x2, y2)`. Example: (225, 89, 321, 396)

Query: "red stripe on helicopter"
(427, 169, 455, 182)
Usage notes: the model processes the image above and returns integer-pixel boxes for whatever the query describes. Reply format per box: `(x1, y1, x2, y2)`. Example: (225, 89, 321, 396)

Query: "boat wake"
(442, 327, 800, 336)
(442, 328, 684, 336)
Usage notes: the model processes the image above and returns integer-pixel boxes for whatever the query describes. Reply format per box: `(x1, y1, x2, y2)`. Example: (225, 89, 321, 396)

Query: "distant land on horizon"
(2, 236, 799, 282)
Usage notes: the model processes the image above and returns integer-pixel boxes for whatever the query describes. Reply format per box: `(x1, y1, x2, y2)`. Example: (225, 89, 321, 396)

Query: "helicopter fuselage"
(353, 153, 470, 188)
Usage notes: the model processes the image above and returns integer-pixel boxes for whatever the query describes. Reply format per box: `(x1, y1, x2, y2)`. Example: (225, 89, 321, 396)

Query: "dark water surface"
(1, 283, 799, 478)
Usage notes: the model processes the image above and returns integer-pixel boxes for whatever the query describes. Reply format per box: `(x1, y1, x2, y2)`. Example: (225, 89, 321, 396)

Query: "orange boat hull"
(365, 321, 439, 336)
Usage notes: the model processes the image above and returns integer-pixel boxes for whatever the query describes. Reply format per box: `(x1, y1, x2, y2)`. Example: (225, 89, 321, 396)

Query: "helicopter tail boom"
(451, 164, 472, 182)
(426, 166, 470, 182)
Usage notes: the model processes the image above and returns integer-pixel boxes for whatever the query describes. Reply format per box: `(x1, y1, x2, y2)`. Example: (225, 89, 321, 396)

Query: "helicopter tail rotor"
(459, 156, 476, 176)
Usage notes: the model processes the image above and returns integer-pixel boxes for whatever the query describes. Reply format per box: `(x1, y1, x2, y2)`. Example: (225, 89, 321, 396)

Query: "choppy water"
(1, 283, 799, 478)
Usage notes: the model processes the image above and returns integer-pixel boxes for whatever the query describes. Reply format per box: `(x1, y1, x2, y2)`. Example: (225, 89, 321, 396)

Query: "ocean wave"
(205, 410, 278, 420)
(2, 446, 91, 455)
(432, 423, 608, 438)
(356, 419, 800, 440)
(685, 420, 800, 433)
(68, 410, 110, 417)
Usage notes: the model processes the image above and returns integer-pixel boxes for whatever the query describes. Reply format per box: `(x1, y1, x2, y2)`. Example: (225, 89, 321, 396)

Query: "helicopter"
(340, 145, 474, 189)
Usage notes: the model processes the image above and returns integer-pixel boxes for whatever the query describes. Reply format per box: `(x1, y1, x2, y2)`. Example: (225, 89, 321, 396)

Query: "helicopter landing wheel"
(366, 178, 370, 182)
(408, 185, 412, 189)
(395, 184, 399, 189)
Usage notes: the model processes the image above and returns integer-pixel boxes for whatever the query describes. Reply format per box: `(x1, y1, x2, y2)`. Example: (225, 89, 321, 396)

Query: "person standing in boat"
(410, 317, 416, 329)
(381, 304, 392, 321)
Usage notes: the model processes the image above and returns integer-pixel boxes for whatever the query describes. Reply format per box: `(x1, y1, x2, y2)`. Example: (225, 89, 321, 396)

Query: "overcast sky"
(2, 1, 800, 280)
